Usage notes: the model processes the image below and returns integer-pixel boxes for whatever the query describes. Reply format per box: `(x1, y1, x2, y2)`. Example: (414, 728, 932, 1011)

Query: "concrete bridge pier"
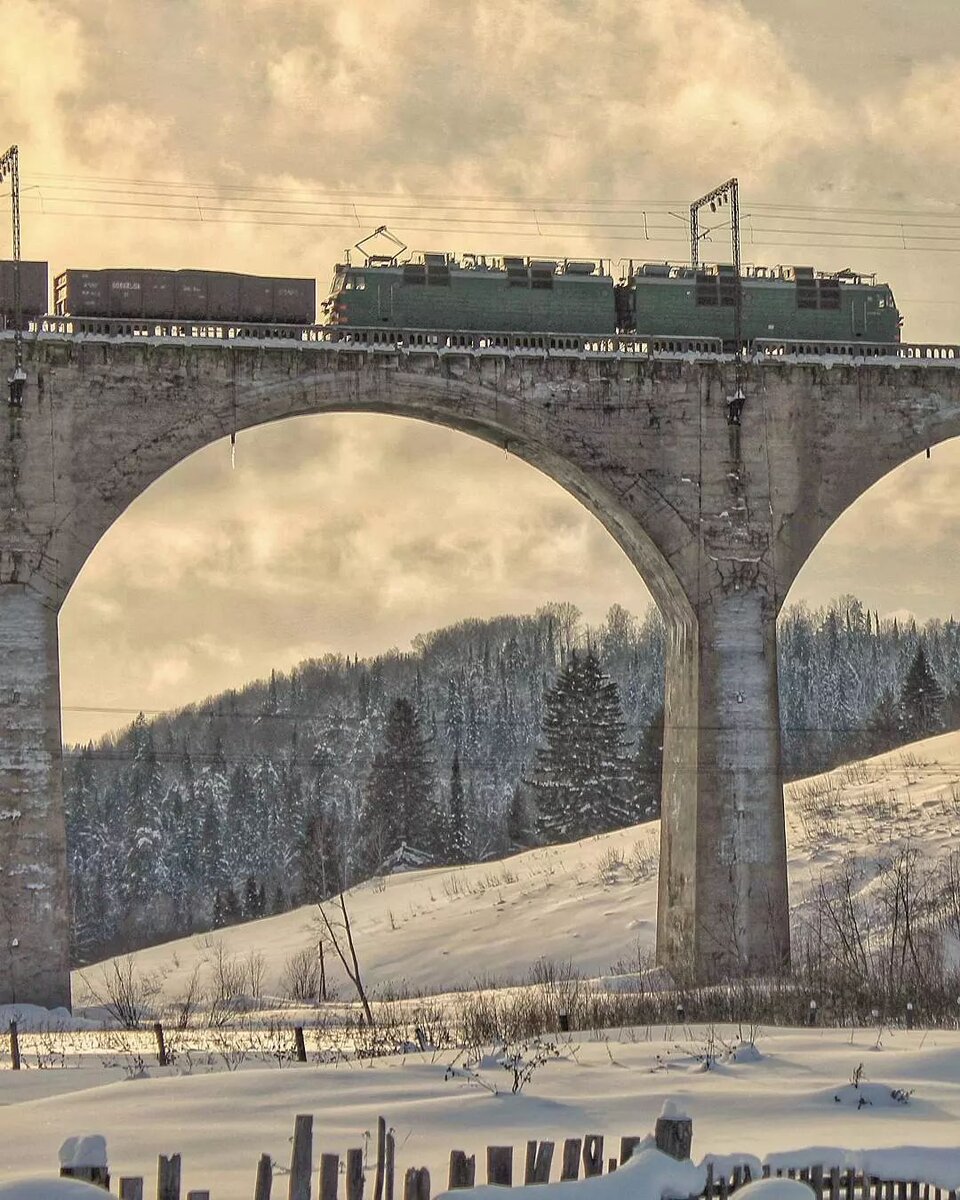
(657, 566, 789, 983)
(0, 584, 71, 1007)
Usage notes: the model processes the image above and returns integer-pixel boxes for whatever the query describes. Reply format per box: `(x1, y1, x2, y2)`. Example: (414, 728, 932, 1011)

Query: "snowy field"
(3, 733, 960, 1196)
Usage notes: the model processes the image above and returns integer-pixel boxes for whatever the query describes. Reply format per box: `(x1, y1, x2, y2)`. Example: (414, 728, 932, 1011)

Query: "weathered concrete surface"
(3, 335, 960, 1006)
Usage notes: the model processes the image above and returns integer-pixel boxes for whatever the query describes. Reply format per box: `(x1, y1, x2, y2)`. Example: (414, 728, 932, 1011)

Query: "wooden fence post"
(346, 1148, 365, 1200)
(289, 1115, 313, 1200)
(385, 1135, 396, 1200)
(320, 1154, 339, 1200)
(655, 1112, 693, 1162)
(619, 1137, 641, 1166)
(486, 1148, 513, 1187)
(294, 1027, 307, 1063)
(448, 1152, 475, 1190)
(373, 1116, 386, 1200)
(560, 1140, 581, 1182)
(120, 1179, 144, 1200)
(9, 1020, 21, 1071)
(254, 1155, 273, 1200)
(525, 1142, 553, 1185)
(60, 1137, 110, 1190)
(403, 1170, 430, 1200)
(157, 1154, 181, 1200)
(153, 1023, 168, 1068)
(582, 1136, 603, 1178)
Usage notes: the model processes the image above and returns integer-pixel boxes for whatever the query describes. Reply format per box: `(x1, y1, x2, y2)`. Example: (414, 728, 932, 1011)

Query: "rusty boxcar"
(0, 260, 49, 327)
(53, 268, 315, 324)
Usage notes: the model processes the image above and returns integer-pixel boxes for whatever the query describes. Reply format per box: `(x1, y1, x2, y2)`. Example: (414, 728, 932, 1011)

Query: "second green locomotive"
(324, 252, 900, 345)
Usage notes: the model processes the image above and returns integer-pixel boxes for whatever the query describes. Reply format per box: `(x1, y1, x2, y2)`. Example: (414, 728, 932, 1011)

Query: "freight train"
(0, 246, 902, 345)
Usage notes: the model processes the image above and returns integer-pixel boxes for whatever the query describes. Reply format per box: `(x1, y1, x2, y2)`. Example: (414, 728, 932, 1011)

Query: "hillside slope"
(75, 731, 960, 1004)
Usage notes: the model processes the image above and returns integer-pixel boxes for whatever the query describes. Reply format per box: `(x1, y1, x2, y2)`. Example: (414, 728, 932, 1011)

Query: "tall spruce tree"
(533, 649, 632, 842)
(447, 750, 469, 864)
(362, 696, 434, 867)
(633, 704, 664, 819)
(866, 688, 900, 756)
(898, 641, 944, 741)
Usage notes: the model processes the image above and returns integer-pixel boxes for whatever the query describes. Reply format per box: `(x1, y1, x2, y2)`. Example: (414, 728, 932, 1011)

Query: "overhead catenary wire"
(17, 174, 960, 257)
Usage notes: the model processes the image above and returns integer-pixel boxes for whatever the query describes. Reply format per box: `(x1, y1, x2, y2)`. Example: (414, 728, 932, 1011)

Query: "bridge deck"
(3, 323, 959, 365)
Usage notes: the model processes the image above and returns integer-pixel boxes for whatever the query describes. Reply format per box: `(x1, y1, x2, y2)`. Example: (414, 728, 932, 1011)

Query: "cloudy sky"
(4, 0, 960, 743)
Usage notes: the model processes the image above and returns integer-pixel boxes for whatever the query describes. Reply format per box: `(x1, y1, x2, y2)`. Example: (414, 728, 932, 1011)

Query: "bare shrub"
(163, 963, 204, 1030)
(595, 846, 626, 885)
(245, 951, 266, 1002)
(282, 947, 321, 1003)
(629, 836, 659, 882)
(202, 940, 247, 1024)
(79, 955, 163, 1029)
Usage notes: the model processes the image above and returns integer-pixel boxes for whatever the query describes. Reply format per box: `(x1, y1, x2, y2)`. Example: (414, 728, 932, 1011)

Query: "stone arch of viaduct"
(2, 334, 960, 1008)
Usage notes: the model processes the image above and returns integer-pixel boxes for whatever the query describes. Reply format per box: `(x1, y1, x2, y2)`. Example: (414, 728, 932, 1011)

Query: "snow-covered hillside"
(74, 731, 960, 1005)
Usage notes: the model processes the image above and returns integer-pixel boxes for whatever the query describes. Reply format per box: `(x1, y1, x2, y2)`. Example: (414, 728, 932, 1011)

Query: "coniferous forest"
(64, 597, 960, 963)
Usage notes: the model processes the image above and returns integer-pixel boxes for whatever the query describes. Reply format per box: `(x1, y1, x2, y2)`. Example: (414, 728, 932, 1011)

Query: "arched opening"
(59, 411, 669, 962)
(779, 438, 960, 782)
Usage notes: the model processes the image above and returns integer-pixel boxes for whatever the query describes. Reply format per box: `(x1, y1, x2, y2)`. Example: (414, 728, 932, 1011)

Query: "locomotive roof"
(336, 253, 886, 287)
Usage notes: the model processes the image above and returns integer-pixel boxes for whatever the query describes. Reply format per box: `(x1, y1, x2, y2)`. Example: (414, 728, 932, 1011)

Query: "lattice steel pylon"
(0, 143, 26, 406)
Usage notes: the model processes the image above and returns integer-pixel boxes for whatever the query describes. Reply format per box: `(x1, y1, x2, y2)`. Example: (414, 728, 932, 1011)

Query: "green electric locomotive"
(323, 248, 900, 346)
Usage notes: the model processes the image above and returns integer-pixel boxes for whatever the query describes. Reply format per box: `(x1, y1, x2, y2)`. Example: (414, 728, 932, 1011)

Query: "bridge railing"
(15, 320, 960, 364)
(23, 317, 724, 358)
(753, 338, 960, 361)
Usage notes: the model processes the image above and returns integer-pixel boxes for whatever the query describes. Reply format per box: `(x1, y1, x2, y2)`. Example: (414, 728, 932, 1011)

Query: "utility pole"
(690, 177, 744, 421)
(0, 144, 26, 407)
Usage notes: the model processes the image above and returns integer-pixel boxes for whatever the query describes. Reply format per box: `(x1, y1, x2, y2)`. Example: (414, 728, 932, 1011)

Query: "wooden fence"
(54, 1113, 960, 1200)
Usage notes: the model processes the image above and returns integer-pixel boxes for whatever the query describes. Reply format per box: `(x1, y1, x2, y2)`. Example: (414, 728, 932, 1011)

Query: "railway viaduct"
(2, 328, 960, 1009)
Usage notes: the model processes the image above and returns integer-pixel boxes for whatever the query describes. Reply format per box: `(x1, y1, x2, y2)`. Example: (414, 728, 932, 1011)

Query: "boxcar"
(53, 268, 316, 324)
(0, 260, 49, 327)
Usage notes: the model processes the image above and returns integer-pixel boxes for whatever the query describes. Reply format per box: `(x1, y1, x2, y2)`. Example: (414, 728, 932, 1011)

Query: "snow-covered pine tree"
(632, 704, 663, 819)
(898, 640, 945, 741)
(532, 649, 632, 842)
(447, 750, 470, 864)
(866, 688, 900, 756)
(362, 696, 435, 868)
(506, 784, 536, 850)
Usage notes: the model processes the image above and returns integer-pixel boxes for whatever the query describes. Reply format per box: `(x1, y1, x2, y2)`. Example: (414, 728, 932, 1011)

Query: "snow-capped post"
(808, 1000, 818, 1026)
(385, 1134, 396, 1200)
(289, 1116, 313, 1200)
(676, 1003, 685, 1023)
(153, 1022, 167, 1067)
(319, 1154, 339, 1200)
(906, 1002, 915, 1029)
(8, 1019, 20, 1070)
(654, 1100, 693, 1162)
(294, 1026, 307, 1063)
(59, 1137, 110, 1189)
